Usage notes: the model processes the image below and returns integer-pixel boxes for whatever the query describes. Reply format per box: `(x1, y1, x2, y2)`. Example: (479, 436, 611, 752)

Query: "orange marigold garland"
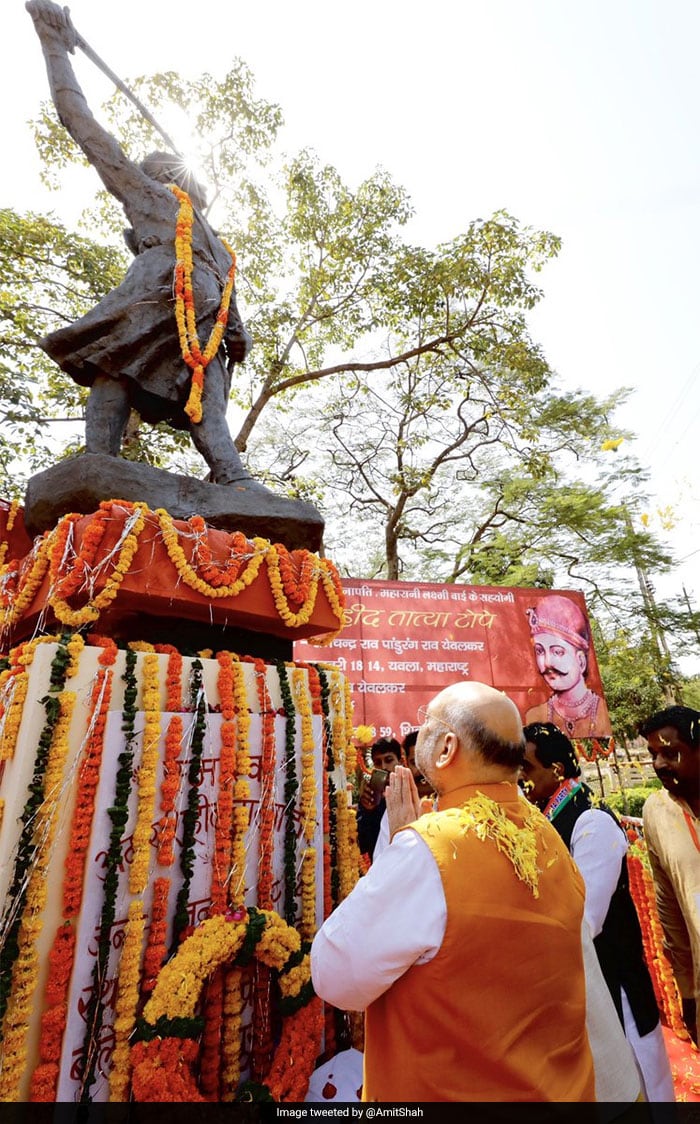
(0, 656, 30, 763)
(29, 637, 118, 1102)
(627, 850, 688, 1038)
(0, 687, 77, 1101)
(169, 184, 237, 425)
(229, 653, 252, 898)
(50, 502, 148, 629)
(157, 715, 183, 867)
(141, 877, 171, 996)
(213, 650, 237, 912)
(156, 644, 185, 867)
(130, 909, 322, 1103)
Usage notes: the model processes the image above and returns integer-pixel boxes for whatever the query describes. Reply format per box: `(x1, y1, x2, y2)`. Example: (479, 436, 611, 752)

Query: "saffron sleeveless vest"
(363, 782, 596, 1103)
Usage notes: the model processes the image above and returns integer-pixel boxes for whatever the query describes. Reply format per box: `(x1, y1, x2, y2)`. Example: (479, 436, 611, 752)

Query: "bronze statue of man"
(27, 0, 253, 487)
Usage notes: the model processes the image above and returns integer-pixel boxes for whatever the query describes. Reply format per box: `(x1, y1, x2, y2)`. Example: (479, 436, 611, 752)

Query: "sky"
(3, 0, 700, 666)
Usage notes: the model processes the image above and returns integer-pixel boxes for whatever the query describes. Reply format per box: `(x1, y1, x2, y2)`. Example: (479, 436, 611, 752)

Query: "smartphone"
(369, 768, 389, 794)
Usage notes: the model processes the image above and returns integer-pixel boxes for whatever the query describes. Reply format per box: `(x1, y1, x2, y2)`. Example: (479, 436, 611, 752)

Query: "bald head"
(435, 682, 524, 745)
(415, 681, 525, 795)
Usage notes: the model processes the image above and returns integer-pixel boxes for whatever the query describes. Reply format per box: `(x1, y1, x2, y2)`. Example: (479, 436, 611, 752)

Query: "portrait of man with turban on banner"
(524, 594, 612, 738)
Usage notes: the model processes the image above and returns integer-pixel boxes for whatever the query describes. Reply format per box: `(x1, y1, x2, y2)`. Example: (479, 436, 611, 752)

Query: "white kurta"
(570, 808, 675, 1102)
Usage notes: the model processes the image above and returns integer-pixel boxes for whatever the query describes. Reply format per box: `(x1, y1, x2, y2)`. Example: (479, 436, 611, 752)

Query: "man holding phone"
(356, 738, 401, 861)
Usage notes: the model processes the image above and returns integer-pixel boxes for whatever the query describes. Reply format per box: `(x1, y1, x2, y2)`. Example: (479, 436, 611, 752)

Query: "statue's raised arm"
(26, 1, 146, 209)
(26, 0, 255, 488)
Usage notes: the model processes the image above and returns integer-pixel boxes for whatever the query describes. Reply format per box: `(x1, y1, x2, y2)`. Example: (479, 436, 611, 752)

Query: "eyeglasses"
(417, 705, 455, 736)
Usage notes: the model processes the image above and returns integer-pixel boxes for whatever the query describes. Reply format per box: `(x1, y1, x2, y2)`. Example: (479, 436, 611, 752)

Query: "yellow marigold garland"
(130, 653, 162, 895)
(0, 535, 51, 627)
(0, 689, 76, 1101)
(1, 505, 344, 637)
(221, 967, 245, 1100)
(0, 665, 29, 763)
(0, 499, 20, 568)
(50, 503, 147, 628)
(133, 908, 321, 1102)
(169, 184, 237, 425)
(292, 669, 318, 940)
(156, 509, 268, 599)
(109, 901, 147, 1102)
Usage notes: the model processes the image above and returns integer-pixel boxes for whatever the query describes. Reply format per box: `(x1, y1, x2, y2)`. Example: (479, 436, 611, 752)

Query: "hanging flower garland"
(276, 662, 299, 926)
(267, 547, 321, 628)
(130, 908, 321, 1103)
(0, 534, 52, 628)
(129, 653, 161, 895)
(79, 647, 139, 1100)
(219, 654, 254, 1101)
(1, 505, 345, 637)
(0, 637, 73, 1031)
(50, 503, 148, 629)
(156, 641, 186, 866)
(109, 900, 146, 1102)
(109, 650, 164, 1101)
(141, 877, 170, 996)
(29, 638, 118, 1102)
(250, 658, 276, 912)
(48, 507, 110, 602)
(627, 851, 687, 1038)
(229, 653, 252, 899)
(213, 651, 237, 913)
(191, 519, 254, 588)
(0, 650, 31, 763)
(157, 713, 184, 867)
(169, 184, 237, 424)
(0, 686, 77, 1101)
(246, 657, 277, 1081)
(0, 498, 20, 569)
(575, 736, 615, 763)
(292, 668, 318, 941)
(156, 509, 269, 600)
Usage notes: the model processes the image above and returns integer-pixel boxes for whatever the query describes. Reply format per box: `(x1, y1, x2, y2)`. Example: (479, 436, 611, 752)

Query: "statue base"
(23, 453, 324, 552)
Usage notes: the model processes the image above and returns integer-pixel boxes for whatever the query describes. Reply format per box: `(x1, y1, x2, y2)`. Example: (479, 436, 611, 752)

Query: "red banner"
(295, 578, 611, 742)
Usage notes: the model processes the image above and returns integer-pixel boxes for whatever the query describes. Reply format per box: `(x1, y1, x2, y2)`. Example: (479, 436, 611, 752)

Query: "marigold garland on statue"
(0, 638, 73, 1032)
(0, 498, 19, 568)
(129, 652, 162, 895)
(0, 686, 77, 1101)
(0, 504, 345, 638)
(29, 638, 118, 1101)
(130, 908, 321, 1102)
(169, 184, 237, 424)
(276, 662, 300, 925)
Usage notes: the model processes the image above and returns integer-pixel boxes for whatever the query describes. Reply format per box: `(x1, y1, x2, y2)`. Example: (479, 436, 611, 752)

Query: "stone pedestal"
(24, 454, 324, 553)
